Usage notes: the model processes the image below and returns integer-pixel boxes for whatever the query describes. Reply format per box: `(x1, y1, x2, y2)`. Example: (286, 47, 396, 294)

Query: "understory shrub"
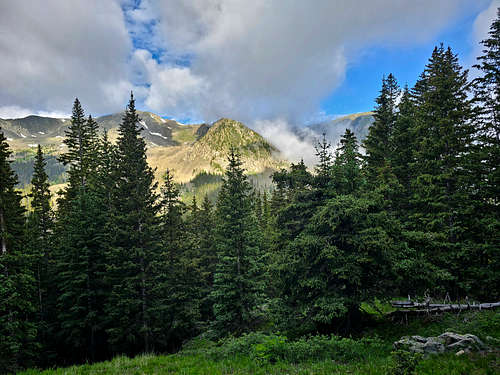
(182, 332, 388, 363)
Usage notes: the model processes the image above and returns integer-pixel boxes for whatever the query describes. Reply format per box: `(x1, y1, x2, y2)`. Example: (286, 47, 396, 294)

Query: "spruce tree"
(186, 194, 216, 324)
(58, 100, 99, 202)
(151, 170, 200, 350)
(363, 73, 400, 184)
(54, 101, 109, 362)
(0, 129, 37, 373)
(468, 9, 500, 298)
(332, 129, 363, 195)
(410, 45, 475, 295)
(314, 133, 334, 196)
(211, 148, 263, 335)
(390, 86, 416, 213)
(26, 145, 53, 362)
(105, 93, 161, 355)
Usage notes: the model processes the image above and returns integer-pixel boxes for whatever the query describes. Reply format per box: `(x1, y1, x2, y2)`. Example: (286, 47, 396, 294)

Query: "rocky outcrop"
(394, 332, 487, 356)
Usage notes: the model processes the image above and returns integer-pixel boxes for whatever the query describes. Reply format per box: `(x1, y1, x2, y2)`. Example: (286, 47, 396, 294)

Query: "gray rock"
(394, 331, 488, 356)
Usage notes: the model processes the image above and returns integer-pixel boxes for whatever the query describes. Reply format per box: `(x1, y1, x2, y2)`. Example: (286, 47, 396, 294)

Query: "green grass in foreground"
(19, 310, 500, 375)
(18, 351, 499, 375)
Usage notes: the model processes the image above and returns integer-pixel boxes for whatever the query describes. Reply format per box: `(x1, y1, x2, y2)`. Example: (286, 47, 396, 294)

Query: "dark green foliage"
(332, 129, 363, 195)
(186, 194, 217, 323)
(149, 170, 200, 351)
(211, 148, 264, 336)
(390, 86, 415, 213)
(410, 45, 476, 295)
(363, 73, 400, 184)
(12, 151, 67, 187)
(53, 189, 108, 363)
(0, 129, 37, 373)
(52, 100, 110, 363)
(105, 93, 161, 355)
(314, 133, 334, 195)
(26, 145, 54, 364)
(58, 100, 99, 201)
(184, 332, 386, 364)
(275, 194, 396, 334)
(389, 350, 422, 375)
(469, 8, 500, 299)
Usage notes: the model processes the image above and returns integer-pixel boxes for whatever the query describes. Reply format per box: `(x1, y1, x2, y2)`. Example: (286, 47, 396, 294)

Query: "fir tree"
(53, 101, 109, 362)
(410, 45, 475, 295)
(363, 73, 400, 184)
(211, 148, 264, 335)
(468, 9, 500, 298)
(58, 100, 99, 201)
(26, 145, 53, 361)
(151, 170, 200, 350)
(332, 129, 363, 195)
(0, 129, 37, 373)
(390, 85, 416, 213)
(105, 93, 161, 355)
(314, 133, 333, 196)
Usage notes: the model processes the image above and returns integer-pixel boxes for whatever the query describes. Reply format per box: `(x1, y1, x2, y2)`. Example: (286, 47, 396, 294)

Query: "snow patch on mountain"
(149, 131, 168, 140)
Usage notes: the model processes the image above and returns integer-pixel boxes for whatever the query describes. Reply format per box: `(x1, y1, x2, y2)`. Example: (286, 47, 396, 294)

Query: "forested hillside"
(1, 10, 499, 375)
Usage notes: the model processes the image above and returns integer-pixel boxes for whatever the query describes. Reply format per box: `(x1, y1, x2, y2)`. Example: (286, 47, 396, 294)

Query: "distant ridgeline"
(2, 111, 374, 196)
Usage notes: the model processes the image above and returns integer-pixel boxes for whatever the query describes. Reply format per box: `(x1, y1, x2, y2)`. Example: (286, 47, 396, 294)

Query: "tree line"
(0, 10, 499, 374)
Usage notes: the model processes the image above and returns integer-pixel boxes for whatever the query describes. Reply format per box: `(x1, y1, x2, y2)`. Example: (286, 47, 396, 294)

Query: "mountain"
(1, 112, 287, 188)
(300, 112, 374, 147)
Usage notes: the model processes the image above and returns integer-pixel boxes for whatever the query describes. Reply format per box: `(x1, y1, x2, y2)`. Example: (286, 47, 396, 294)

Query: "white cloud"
(0, 0, 135, 116)
(253, 119, 317, 166)
(136, 0, 486, 123)
(0, 0, 493, 129)
(0, 105, 69, 119)
(469, 0, 500, 76)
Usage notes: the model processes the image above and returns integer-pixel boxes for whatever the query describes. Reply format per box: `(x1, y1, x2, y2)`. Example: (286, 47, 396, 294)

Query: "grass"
(18, 310, 500, 374)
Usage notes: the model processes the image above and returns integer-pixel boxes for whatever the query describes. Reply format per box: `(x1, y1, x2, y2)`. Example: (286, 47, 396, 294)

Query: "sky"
(0, 0, 498, 126)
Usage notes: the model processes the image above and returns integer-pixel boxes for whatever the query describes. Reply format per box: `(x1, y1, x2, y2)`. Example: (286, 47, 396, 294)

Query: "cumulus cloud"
(0, 0, 492, 129)
(136, 0, 487, 123)
(469, 0, 500, 75)
(0, 0, 134, 116)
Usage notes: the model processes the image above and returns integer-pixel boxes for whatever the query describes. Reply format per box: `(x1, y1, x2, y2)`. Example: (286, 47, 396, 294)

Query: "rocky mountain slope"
(1, 112, 287, 186)
(300, 112, 374, 147)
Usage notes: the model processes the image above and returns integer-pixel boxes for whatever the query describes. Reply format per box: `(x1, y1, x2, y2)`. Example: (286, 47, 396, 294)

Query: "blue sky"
(322, 8, 487, 116)
(0, 0, 498, 125)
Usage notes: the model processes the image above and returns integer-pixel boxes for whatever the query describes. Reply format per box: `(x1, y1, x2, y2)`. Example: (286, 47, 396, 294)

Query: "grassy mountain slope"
(1, 113, 287, 187)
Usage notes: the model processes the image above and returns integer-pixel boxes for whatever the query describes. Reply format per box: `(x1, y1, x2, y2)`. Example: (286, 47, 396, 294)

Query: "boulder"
(393, 332, 488, 356)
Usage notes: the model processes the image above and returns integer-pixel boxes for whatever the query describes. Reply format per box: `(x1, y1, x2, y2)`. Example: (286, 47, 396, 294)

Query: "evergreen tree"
(58, 100, 99, 202)
(151, 170, 200, 350)
(363, 74, 400, 184)
(468, 9, 500, 298)
(53, 101, 109, 362)
(0, 129, 37, 373)
(410, 45, 475, 295)
(105, 93, 161, 355)
(314, 133, 333, 196)
(26, 145, 53, 363)
(332, 129, 363, 195)
(192, 195, 217, 324)
(211, 148, 264, 335)
(390, 86, 416, 213)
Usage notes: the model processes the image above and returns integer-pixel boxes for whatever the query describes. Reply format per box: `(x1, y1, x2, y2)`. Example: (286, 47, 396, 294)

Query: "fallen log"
(389, 302, 500, 317)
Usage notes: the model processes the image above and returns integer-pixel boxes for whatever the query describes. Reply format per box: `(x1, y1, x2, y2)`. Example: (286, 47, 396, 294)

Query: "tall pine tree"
(0, 129, 37, 373)
(26, 145, 54, 364)
(211, 148, 264, 335)
(105, 93, 161, 355)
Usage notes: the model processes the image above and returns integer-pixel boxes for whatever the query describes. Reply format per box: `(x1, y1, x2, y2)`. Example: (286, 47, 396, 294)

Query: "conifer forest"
(1, 8, 500, 375)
